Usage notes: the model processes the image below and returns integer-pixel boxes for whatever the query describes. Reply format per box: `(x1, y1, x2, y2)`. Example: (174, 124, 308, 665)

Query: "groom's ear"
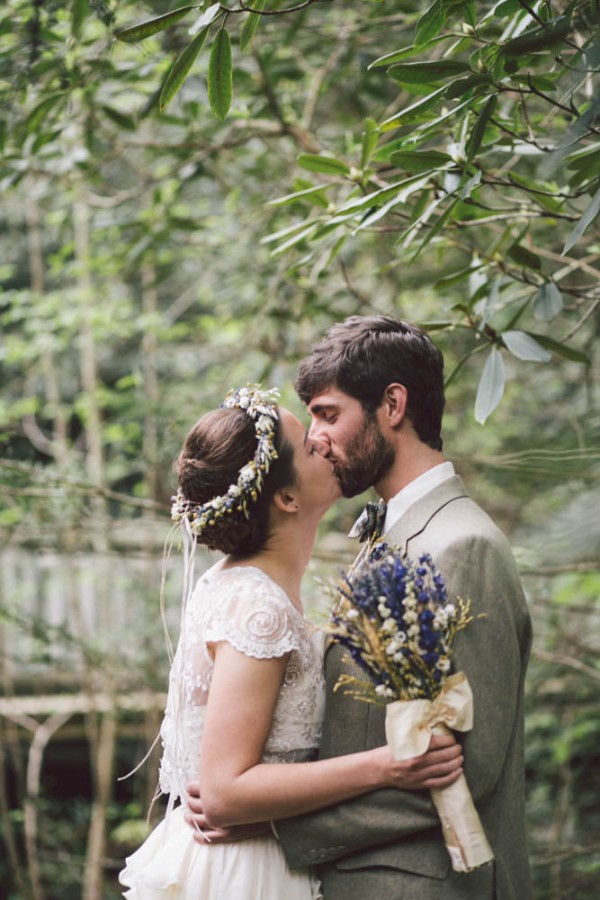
(382, 383, 408, 428)
(273, 488, 300, 514)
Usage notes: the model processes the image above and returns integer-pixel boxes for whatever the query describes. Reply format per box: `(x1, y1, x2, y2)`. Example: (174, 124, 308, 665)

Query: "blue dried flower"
(329, 542, 472, 703)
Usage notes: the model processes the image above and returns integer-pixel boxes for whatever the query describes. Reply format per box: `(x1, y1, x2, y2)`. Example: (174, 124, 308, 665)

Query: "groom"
(188, 315, 532, 899)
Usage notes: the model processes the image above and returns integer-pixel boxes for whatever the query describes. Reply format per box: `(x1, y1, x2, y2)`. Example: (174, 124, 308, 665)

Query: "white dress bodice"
(158, 564, 326, 804)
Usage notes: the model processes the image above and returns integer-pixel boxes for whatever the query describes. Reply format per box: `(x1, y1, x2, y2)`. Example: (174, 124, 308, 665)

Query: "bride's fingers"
(421, 766, 463, 789)
(418, 745, 463, 769)
(419, 751, 463, 776)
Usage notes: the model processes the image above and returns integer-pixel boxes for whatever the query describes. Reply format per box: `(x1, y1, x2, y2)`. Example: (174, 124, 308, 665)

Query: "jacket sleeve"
(431, 526, 531, 804)
(276, 641, 442, 869)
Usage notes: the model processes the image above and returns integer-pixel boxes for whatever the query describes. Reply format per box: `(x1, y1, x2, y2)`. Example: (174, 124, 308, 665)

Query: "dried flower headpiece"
(171, 384, 281, 536)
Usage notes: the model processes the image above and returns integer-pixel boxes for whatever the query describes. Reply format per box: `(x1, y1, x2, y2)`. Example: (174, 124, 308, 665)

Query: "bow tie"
(348, 499, 387, 543)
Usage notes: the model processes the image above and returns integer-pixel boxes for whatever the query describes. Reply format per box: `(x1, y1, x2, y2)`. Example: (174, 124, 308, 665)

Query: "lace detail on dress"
(158, 565, 325, 803)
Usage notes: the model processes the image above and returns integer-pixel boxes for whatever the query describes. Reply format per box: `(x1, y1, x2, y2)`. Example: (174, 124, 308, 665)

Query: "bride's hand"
(377, 732, 464, 791)
(185, 781, 270, 844)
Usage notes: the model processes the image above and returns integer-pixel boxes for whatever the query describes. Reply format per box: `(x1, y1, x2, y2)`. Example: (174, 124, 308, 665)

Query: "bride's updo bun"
(175, 406, 295, 556)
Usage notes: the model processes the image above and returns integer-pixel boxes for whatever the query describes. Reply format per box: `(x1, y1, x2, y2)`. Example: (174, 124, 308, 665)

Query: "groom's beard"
(334, 415, 395, 498)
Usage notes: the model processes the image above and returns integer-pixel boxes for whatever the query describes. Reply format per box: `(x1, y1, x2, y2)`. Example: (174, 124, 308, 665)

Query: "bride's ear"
(272, 488, 300, 514)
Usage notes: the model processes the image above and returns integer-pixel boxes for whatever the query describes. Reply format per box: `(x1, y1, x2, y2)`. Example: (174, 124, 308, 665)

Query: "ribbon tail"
(431, 773, 494, 872)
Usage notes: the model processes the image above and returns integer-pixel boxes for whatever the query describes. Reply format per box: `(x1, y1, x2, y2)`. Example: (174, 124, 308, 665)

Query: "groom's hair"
(295, 315, 445, 451)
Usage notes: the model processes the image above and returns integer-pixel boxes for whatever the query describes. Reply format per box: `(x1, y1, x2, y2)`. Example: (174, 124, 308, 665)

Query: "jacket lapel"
(384, 474, 469, 551)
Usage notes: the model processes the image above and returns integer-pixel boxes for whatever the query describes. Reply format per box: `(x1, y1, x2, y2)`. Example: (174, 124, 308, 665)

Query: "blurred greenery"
(0, 0, 598, 897)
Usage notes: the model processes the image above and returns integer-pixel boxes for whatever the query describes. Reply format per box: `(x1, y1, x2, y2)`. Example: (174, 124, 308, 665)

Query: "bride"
(119, 385, 462, 899)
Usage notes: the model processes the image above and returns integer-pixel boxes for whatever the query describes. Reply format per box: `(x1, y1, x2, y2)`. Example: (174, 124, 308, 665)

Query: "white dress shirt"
(383, 461, 455, 534)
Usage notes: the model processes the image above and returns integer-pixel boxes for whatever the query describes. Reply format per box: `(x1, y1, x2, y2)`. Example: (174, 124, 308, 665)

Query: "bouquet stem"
(385, 692, 494, 873)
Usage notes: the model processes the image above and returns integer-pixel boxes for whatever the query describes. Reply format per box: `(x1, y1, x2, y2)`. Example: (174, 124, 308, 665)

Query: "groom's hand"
(185, 781, 270, 844)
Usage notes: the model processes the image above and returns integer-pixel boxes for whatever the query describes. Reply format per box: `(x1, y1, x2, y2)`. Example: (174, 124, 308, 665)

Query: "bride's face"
(279, 408, 342, 514)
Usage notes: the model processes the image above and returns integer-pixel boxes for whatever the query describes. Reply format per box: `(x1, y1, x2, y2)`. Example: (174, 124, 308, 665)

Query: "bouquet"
(329, 542, 493, 873)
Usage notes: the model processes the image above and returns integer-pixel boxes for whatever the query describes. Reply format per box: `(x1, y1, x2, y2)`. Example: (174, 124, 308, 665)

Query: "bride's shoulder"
(195, 563, 288, 606)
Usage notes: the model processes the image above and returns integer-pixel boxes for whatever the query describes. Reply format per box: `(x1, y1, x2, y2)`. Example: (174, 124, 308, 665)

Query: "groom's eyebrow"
(309, 402, 332, 415)
(310, 403, 340, 421)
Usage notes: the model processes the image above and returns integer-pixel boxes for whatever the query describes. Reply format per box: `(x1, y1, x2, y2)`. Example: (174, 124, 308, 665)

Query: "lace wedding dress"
(120, 564, 325, 899)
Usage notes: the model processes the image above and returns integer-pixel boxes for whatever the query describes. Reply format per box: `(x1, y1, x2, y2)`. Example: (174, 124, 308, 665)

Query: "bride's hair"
(175, 406, 295, 556)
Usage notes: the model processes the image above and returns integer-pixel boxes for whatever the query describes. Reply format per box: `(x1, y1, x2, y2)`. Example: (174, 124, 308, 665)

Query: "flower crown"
(171, 384, 281, 536)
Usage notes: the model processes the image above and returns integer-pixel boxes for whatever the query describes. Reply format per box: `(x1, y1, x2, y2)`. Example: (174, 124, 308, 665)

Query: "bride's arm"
(199, 641, 462, 829)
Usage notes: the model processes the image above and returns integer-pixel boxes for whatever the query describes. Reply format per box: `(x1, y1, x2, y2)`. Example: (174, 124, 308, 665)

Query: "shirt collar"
(383, 461, 455, 534)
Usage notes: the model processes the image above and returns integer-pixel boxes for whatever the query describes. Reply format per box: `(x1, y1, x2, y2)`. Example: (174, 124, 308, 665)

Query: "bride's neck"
(231, 520, 317, 611)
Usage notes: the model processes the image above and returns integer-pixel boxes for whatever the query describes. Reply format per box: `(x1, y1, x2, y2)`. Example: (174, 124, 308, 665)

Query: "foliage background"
(0, 0, 598, 897)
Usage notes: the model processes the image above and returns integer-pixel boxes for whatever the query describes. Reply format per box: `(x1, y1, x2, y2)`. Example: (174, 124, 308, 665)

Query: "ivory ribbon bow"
(385, 671, 473, 761)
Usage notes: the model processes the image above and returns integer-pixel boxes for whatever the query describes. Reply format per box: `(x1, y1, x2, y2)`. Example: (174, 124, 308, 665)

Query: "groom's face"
(306, 388, 395, 498)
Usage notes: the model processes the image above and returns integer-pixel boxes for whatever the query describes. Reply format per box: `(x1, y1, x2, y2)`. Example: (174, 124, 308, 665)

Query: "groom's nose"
(308, 420, 329, 447)
(311, 438, 330, 458)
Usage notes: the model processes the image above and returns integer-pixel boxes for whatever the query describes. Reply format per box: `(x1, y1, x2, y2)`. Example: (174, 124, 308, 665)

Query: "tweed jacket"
(277, 475, 532, 900)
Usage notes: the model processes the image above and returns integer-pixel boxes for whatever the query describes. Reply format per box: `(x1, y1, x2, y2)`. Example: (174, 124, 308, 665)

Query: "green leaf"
(508, 243, 542, 271)
(567, 154, 600, 189)
(414, 0, 447, 49)
(401, 95, 476, 137)
(388, 60, 471, 84)
(270, 224, 318, 256)
(500, 15, 571, 57)
(408, 196, 458, 259)
(208, 28, 233, 120)
(240, 0, 268, 51)
(434, 263, 483, 289)
(534, 283, 564, 322)
(269, 184, 334, 208)
(465, 94, 497, 162)
(459, 170, 482, 199)
(159, 28, 210, 112)
(114, 6, 196, 43)
(334, 175, 430, 218)
(563, 188, 600, 254)
(360, 118, 379, 170)
(100, 105, 137, 131)
(445, 73, 492, 99)
(502, 331, 552, 362)
(71, 0, 89, 40)
(389, 149, 453, 174)
(475, 347, 505, 424)
(369, 36, 450, 69)
(261, 217, 321, 245)
(380, 85, 448, 130)
(297, 154, 351, 176)
(531, 335, 591, 365)
(20, 93, 67, 137)
(566, 142, 600, 170)
(508, 172, 563, 213)
(352, 176, 432, 234)
(511, 74, 558, 92)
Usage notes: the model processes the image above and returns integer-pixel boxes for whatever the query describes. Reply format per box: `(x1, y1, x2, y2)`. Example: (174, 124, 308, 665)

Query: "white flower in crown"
(256, 414, 273, 432)
(239, 464, 256, 484)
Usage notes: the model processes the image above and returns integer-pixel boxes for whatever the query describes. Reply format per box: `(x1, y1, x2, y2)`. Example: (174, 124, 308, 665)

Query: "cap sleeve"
(203, 567, 301, 660)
